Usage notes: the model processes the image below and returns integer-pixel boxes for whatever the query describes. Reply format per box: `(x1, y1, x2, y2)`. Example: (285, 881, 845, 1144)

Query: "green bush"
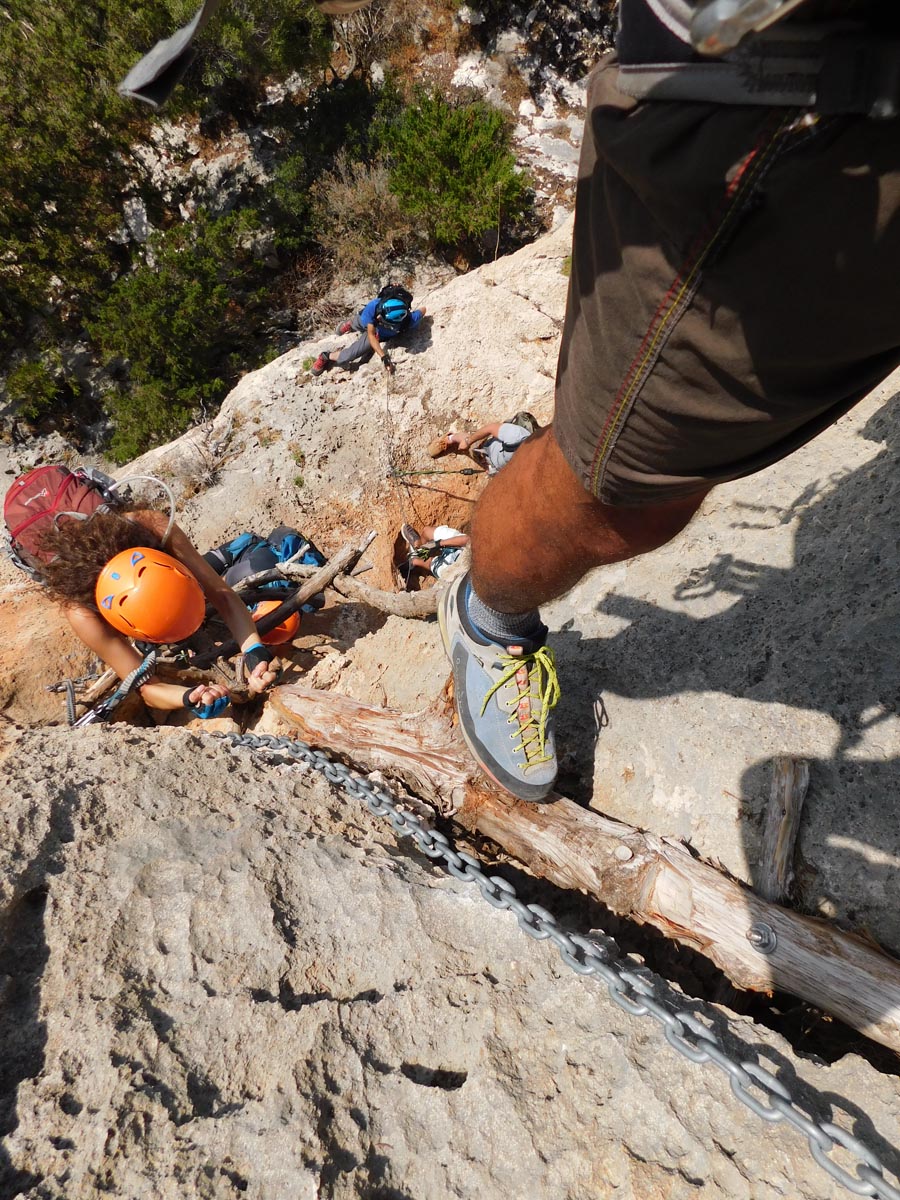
(102, 380, 201, 464)
(386, 88, 530, 263)
(190, 0, 331, 100)
(5, 359, 63, 424)
(267, 76, 397, 253)
(272, 151, 314, 245)
(89, 210, 267, 460)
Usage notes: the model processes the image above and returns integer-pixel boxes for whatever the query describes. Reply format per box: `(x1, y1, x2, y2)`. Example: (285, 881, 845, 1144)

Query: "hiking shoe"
(400, 523, 421, 552)
(337, 320, 353, 335)
(428, 434, 453, 459)
(310, 352, 333, 377)
(438, 572, 559, 801)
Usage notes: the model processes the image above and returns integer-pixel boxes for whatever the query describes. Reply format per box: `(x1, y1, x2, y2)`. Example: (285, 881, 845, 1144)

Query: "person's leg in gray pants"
(332, 314, 374, 367)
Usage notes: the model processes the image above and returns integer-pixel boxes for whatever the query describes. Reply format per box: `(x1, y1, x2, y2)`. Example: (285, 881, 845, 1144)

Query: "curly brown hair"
(38, 510, 165, 611)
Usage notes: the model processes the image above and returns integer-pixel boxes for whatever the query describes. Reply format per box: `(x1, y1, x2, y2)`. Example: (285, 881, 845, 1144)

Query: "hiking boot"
(438, 572, 559, 801)
(428, 434, 453, 459)
(400, 522, 421, 552)
(310, 352, 333, 377)
(337, 320, 353, 335)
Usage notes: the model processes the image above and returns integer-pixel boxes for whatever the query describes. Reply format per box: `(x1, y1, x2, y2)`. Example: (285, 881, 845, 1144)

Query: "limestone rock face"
(110, 208, 900, 965)
(121, 215, 574, 592)
(1, 173, 899, 1198)
(1, 726, 897, 1199)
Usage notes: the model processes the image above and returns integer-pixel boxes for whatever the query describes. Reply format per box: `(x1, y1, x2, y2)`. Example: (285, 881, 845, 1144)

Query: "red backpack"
(3, 464, 118, 579)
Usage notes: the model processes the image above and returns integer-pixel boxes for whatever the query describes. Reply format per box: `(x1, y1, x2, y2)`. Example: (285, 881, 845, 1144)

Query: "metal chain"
(221, 732, 900, 1200)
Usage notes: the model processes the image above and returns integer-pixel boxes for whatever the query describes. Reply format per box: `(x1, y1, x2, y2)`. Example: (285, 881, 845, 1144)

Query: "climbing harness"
(620, 0, 900, 119)
(69, 650, 158, 728)
(218, 731, 900, 1200)
(388, 467, 484, 479)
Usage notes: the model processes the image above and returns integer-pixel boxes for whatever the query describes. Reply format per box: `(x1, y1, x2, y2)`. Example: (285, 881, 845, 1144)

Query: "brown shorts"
(554, 54, 900, 506)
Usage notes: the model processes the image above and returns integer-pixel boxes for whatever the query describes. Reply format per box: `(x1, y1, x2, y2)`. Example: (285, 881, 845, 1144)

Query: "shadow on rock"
(0, 784, 83, 1193)
(566, 397, 900, 954)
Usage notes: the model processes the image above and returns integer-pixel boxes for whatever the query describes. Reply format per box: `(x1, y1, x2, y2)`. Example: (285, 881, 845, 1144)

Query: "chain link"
(221, 733, 900, 1200)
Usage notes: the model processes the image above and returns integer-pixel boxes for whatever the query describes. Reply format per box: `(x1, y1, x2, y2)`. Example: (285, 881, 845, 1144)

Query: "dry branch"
(232, 564, 317, 593)
(79, 668, 118, 705)
(196, 533, 376, 666)
(757, 757, 810, 903)
(330, 573, 438, 618)
(271, 682, 900, 1056)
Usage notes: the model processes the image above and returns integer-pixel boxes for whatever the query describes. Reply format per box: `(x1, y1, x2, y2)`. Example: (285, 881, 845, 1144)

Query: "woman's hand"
(449, 433, 470, 453)
(183, 682, 232, 720)
(246, 657, 279, 696)
(242, 641, 279, 696)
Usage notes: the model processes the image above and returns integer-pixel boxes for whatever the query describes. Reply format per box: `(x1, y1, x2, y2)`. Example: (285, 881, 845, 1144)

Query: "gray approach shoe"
(438, 572, 559, 801)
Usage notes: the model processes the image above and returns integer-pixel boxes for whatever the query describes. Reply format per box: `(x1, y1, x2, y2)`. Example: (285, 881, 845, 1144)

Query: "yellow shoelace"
(480, 645, 561, 770)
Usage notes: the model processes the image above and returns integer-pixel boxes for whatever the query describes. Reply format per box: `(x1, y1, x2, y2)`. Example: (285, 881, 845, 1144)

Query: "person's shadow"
(401, 312, 433, 358)
(552, 396, 900, 956)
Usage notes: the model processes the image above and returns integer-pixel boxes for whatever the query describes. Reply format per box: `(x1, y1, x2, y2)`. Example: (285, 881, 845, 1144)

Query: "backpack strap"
(618, 0, 900, 117)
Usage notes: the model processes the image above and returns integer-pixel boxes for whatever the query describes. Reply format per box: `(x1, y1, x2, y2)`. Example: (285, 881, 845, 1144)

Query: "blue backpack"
(203, 526, 326, 610)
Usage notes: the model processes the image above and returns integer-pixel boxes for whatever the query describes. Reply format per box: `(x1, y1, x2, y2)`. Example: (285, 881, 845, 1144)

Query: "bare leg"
(470, 424, 709, 613)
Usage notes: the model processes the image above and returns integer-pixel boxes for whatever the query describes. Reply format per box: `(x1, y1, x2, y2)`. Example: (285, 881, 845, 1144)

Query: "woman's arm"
(128, 511, 278, 695)
(65, 605, 230, 713)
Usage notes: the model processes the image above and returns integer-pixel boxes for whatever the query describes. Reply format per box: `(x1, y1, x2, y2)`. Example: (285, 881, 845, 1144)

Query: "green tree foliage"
(0, 0, 330, 350)
(0, 3, 133, 342)
(4, 359, 63, 425)
(183, 0, 331, 109)
(89, 211, 266, 461)
(386, 88, 530, 262)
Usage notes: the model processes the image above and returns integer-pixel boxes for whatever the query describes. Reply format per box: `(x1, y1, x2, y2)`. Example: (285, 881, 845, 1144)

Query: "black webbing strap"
(618, 28, 900, 118)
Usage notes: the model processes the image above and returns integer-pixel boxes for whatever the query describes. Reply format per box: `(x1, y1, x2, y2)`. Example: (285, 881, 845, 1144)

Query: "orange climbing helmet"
(250, 598, 301, 645)
(95, 547, 205, 643)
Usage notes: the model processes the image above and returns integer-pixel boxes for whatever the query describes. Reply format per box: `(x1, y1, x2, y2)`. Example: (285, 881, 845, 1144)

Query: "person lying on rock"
(311, 285, 426, 378)
(428, 412, 540, 476)
(398, 522, 469, 585)
(36, 506, 278, 720)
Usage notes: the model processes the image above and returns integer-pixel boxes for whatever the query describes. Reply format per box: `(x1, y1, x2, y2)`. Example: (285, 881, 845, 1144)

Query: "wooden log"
(757, 757, 810, 903)
(232, 560, 375, 594)
(228, 546, 436, 618)
(330, 573, 438, 619)
(232, 564, 317, 593)
(270, 681, 900, 1056)
(79, 668, 118, 706)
